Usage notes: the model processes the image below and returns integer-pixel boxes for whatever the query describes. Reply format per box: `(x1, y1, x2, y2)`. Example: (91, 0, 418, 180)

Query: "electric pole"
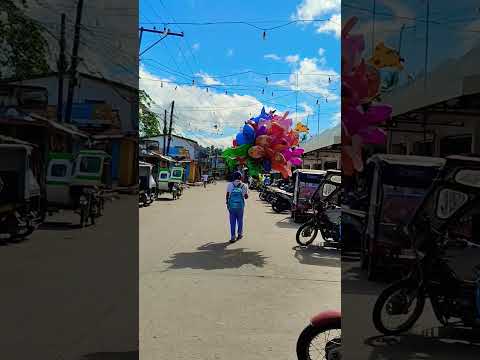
(65, 0, 84, 124)
(398, 24, 405, 56)
(372, 0, 377, 51)
(424, 0, 430, 91)
(163, 109, 167, 155)
(57, 13, 66, 122)
(317, 101, 320, 136)
(166, 101, 175, 155)
(139, 27, 184, 56)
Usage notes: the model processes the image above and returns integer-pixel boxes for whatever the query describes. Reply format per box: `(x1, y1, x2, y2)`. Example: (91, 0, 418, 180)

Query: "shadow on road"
(164, 242, 268, 270)
(275, 217, 299, 229)
(39, 221, 80, 230)
(364, 328, 480, 360)
(81, 351, 138, 360)
(342, 262, 385, 295)
(292, 245, 340, 267)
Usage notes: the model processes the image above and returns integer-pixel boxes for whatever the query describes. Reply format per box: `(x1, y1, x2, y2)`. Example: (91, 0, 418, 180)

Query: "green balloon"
(222, 144, 252, 170)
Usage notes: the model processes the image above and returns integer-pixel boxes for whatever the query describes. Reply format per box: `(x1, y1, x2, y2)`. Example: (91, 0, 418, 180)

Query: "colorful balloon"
(248, 145, 265, 159)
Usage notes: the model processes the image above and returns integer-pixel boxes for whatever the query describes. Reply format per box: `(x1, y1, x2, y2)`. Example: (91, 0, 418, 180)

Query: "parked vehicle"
(139, 161, 156, 206)
(296, 170, 341, 248)
(0, 142, 45, 240)
(271, 189, 293, 213)
(361, 154, 445, 280)
(157, 165, 184, 200)
(296, 310, 341, 360)
(291, 169, 326, 222)
(373, 155, 480, 334)
(46, 150, 110, 227)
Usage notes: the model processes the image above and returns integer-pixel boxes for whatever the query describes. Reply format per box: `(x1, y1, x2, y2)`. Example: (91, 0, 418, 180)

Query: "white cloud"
(285, 54, 300, 63)
(140, 67, 274, 148)
(316, 13, 341, 38)
(227, 49, 234, 57)
(264, 53, 281, 61)
(192, 43, 200, 51)
(195, 72, 223, 86)
(293, 0, 340, 20)
(275, 56, 339, 100)
(331, 111, 341, 126)
(318, 48, 325, 57)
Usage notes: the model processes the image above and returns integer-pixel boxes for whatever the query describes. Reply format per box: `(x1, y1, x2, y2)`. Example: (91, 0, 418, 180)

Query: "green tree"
(139, 89, 161, 137)
(0, 0, 50, 79)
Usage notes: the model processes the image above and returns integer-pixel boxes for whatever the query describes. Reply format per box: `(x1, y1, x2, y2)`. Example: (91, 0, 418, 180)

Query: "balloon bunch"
(222, 107, 305, 178)
(342, 16, 398, 175)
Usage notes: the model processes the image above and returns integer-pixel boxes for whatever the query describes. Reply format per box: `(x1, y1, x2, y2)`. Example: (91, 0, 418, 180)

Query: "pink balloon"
(291, 148, 304, 157)
(290, 157, 303, 166)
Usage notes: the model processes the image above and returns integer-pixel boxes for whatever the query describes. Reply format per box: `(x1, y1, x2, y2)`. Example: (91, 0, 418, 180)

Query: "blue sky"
(139, 0, 341, 148)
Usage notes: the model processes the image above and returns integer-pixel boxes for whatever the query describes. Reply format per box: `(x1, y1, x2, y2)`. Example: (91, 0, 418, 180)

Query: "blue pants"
(229, 208, 244, 239)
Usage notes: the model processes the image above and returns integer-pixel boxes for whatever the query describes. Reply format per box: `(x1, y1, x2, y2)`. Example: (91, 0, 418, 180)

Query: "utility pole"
(372, 0, 377, 51)
(424, 0, 430, 91)
(57, 13, 66, 122)
(317, 102, 320, 136)
(166, 101, 175, 156)
(398, 24, 405, 56)
(139, 27, 184, 56)
(163, 109, 167, 155)
(65, 0, 84, 124)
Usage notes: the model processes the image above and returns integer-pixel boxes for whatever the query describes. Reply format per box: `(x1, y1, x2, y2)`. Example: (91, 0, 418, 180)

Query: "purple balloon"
(256, 125, 267, 136)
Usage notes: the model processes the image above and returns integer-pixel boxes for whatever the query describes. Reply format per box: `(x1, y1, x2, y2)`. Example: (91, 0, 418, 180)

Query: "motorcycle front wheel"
(296, 221, 319, 246)
(373, 279, 425, 335)
(272, 200, 288, 213)
(296, 323, 341, 360)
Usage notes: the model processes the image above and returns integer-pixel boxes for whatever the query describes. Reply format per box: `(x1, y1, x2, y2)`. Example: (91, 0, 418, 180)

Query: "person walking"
(202, 173, 208, 188)
(226, 171, 248, 243)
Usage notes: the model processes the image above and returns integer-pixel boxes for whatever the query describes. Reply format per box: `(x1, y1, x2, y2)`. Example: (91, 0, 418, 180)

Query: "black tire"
(373, 279, 425, 335)
(80, 207, 86, 228)
(296, 323, 341, 360)
(272, 201, 286, 213)
(296, 221, 319, 246)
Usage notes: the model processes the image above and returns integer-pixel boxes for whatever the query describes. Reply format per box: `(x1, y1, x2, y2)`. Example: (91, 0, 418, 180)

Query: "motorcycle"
(296, 200, 341, 248)
(372, 155, 480, 335)
(271, 190, 293, 213)
(296, 310, 341, 360)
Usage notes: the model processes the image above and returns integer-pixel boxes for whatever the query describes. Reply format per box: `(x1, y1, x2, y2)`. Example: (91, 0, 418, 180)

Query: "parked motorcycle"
(296, 200, 341, 248)
(271, 190, 293, 213)
(372, 155, 480, 335)
(296, 310, 341, 360)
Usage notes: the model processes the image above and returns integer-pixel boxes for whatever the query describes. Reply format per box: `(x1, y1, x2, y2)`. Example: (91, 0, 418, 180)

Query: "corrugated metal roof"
(301, 124, 341, 153)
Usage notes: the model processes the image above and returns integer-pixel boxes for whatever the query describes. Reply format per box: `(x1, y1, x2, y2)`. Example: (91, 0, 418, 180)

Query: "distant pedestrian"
(202, 174, 208, 188)
(226, 171, 248, 243)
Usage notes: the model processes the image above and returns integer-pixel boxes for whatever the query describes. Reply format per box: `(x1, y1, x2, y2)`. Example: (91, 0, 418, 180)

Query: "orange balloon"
(272, 143, 289, 152)
(264, 147, 275, 159)
(272, 152, 286, 165)
(248, 145, 265, 159)
(255, 135, 271, 147)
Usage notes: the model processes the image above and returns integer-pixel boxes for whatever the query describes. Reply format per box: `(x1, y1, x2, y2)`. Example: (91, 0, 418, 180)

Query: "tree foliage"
(139, 89, 161, 137)
(0, 0, 50, 79)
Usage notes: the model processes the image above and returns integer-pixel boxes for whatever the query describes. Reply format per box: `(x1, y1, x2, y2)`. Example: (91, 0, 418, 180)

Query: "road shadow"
(341, 263, 384, 296)
(39, 221, 81, 230)
(81, 351, 138, 360)
(292, 245, 340, 268)
(155, 198, 174, 202)
(364, 328, 480, 360)
(164, 242, 268, 270)
(275, 217, 299, 229)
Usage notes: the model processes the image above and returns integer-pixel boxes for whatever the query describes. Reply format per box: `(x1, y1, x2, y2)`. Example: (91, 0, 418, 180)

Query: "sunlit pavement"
(140, 181, 341, 360)
(342, 259, 480, 360)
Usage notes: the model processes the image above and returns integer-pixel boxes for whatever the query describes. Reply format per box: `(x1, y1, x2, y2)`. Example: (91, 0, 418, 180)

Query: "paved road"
(140, 181, 341, 360)
(0, 195, 138, 360)
(342, 259, 480, 360)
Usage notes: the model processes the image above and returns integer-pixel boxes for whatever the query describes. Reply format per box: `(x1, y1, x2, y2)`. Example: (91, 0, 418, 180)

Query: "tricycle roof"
(139, 161, 153, 168)
(367, 154, 446, 168)
(78, 149, 111, 158)
(293, 169, 327, 175)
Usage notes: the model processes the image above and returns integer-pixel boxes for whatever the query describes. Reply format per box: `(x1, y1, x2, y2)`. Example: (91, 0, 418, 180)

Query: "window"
(51, 164, 67, 177)
(79, 156, 101, 173)
(160, 173, 169, 180)
(440, 135, 472, 157)
(172, 169, 182, 178)
(436, 188, 468, 219)
(455, 169, 480, 188)
(322, 183, 337, 197)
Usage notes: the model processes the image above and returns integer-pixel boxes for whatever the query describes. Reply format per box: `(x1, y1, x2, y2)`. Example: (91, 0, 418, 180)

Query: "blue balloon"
(263, 159, 272, 172)
(236, 132, 247, 145)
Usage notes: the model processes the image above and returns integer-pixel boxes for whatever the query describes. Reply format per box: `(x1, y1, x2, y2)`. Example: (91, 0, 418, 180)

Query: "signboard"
(71, 103, 114, 127)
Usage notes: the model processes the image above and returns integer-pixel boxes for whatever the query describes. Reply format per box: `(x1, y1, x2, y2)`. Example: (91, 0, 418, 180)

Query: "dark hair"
(232, 171, 242, 180)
